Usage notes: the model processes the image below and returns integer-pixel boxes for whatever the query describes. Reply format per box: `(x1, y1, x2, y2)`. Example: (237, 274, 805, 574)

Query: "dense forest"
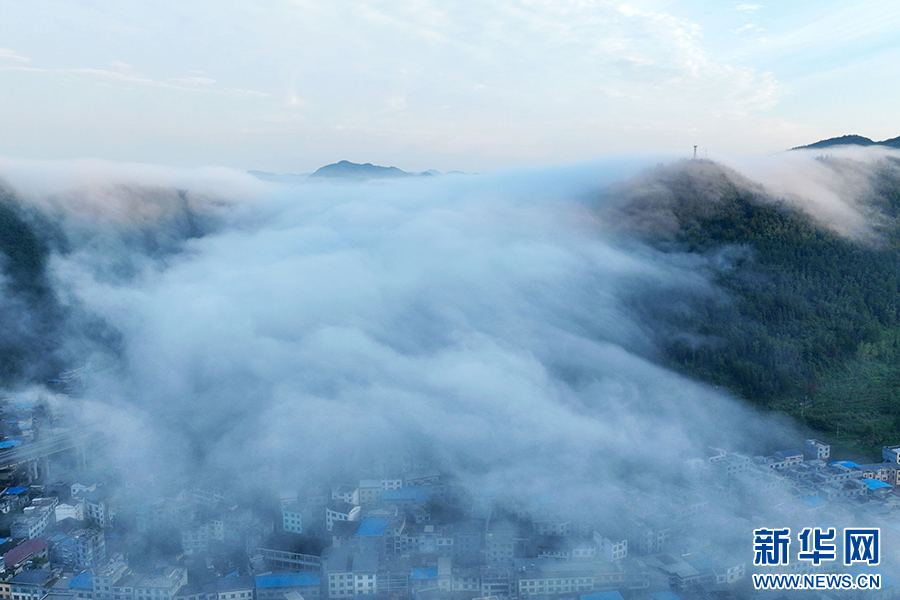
(611, 156, 900, 456)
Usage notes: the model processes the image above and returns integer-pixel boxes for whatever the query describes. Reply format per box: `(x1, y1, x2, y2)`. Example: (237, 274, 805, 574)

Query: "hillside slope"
(606, 157, 900, 454)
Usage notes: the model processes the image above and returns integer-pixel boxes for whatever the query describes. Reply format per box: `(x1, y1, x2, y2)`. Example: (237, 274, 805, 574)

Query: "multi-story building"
(514, 559, 596, 598)
(594, 533, 627, 561)
(281, 503, 304, 534)
(254, 574, 319, 600)
(804, 439, 830, 461)
(322, 547, 378, 598)
(56, 529, 106, 571)
(55, 501, 85, 523)
(91, 556, 130, 600)
(10, 570, 58, 600)
(214, 577, 255, 600)
(11, 498, 57, 539)
(883, 445, 900, 463)
(115, 566, 188, 600)
(3, 538, 48, 572)
(357, 481, 381, 505)
(83, 494, 116, 529)
(325, 502, 360, 532)
(331, 486, 359, 506)
(67, 572, 94, 600)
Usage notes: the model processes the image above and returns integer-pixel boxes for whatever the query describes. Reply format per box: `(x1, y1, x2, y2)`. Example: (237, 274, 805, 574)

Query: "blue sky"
(1, 1, 898, 173)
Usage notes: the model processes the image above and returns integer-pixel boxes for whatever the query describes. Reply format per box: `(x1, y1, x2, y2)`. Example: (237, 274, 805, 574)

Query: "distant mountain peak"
(792, 134, 900, 150)
(309, 161, 413, 180)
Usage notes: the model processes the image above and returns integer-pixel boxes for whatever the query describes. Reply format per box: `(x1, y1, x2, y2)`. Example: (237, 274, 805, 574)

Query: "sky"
(1, 0, 899, 173)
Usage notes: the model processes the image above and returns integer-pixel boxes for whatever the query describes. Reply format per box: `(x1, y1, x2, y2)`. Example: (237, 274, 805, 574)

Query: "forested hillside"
(611, 156, 900, 455)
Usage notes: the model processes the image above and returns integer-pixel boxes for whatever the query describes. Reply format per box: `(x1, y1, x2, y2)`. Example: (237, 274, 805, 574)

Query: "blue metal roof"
(581, 592, 624, 600)
(831, 460, 861, 469)
(409, 568, 438, 580)
(356, 517, 388, 537)
(862, 478, 892, 490)
(255, 573, 320, 588)
(5, 487, 27, 495)
(69, 573, 94, 589)
(0, 440, 22, 449)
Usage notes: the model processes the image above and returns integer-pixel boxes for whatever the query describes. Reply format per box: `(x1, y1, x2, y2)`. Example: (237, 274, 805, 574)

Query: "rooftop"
(68, 573, 94, 590)
(356, 517, 388, 537)
(216, 577, 255, 592)
(581, 592, 625, 600)
(862, 478, 893, 490)
(4, 537, 48, 569)
(11, 570, 56, 585)
(409, 568, 438, 580)
(255, 573, 321, 588)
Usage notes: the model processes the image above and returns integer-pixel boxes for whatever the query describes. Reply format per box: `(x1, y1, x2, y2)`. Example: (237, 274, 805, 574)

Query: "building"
(884, 445, 900, 463)
(804, 439, 830, 461)
(91, 556, 130, 600)
(255, 574, 320, 600)
(51, 528, 106, 570)
(357, 481, 381, 505)
(281, 503, 304, 534)
(3, 538, 49, 572)
(322, 547, 378, 598)
(83, 494, 115, 529)
(770, 449, 804, 469)
(594, 533, 627, 562)
(325, 502, 361, 532)
(11, 498, 57, 540)
(214, 577, 255, 600)
(67, 572, 93, 600)
(112, 566, 188, 600)
(11, 570, 58, 600)
(331, 486, 359, 506)
(55, 501, 85, 522)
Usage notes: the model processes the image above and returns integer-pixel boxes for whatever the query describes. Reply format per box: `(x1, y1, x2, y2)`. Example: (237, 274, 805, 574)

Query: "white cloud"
(0, 47, 29, 62)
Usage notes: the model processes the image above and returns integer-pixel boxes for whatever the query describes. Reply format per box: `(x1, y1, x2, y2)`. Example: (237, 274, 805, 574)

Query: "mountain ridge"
(793, 134, 900, 150)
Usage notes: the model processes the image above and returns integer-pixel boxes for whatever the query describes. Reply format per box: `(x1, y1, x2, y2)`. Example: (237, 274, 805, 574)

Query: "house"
(10, 570, 59, 600)
(357, 481, 381, 505)
(255, 573, 320, 600)
(55, 501, 85, 523)
(66, 572, 94, 600)
(281, 503, 304, 534)
(322, 547, 378, 598)
(325, 502, 360, 532)
(3, 537, 48, 572)
(214, 576, 255, 600)
(804, 439, 830, 461)
(331, 486, 359, 506)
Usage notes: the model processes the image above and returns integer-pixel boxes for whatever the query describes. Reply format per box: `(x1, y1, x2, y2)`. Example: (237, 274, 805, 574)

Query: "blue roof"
(581, 593, 624, 600)
(382, 486, 431, 502)
(862, 478, 893, 490)
(410, 568, 438, 580)
(5, 487, 27, 495)
(831, 460, 861, 469)
(651, 592, 681, 600)
(69, 573, 94, 590)
(255, 573, 320, 588)
(0, 440, 22, 449)
(799, 495, 827, 508)
(356, 517, 388, 537)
